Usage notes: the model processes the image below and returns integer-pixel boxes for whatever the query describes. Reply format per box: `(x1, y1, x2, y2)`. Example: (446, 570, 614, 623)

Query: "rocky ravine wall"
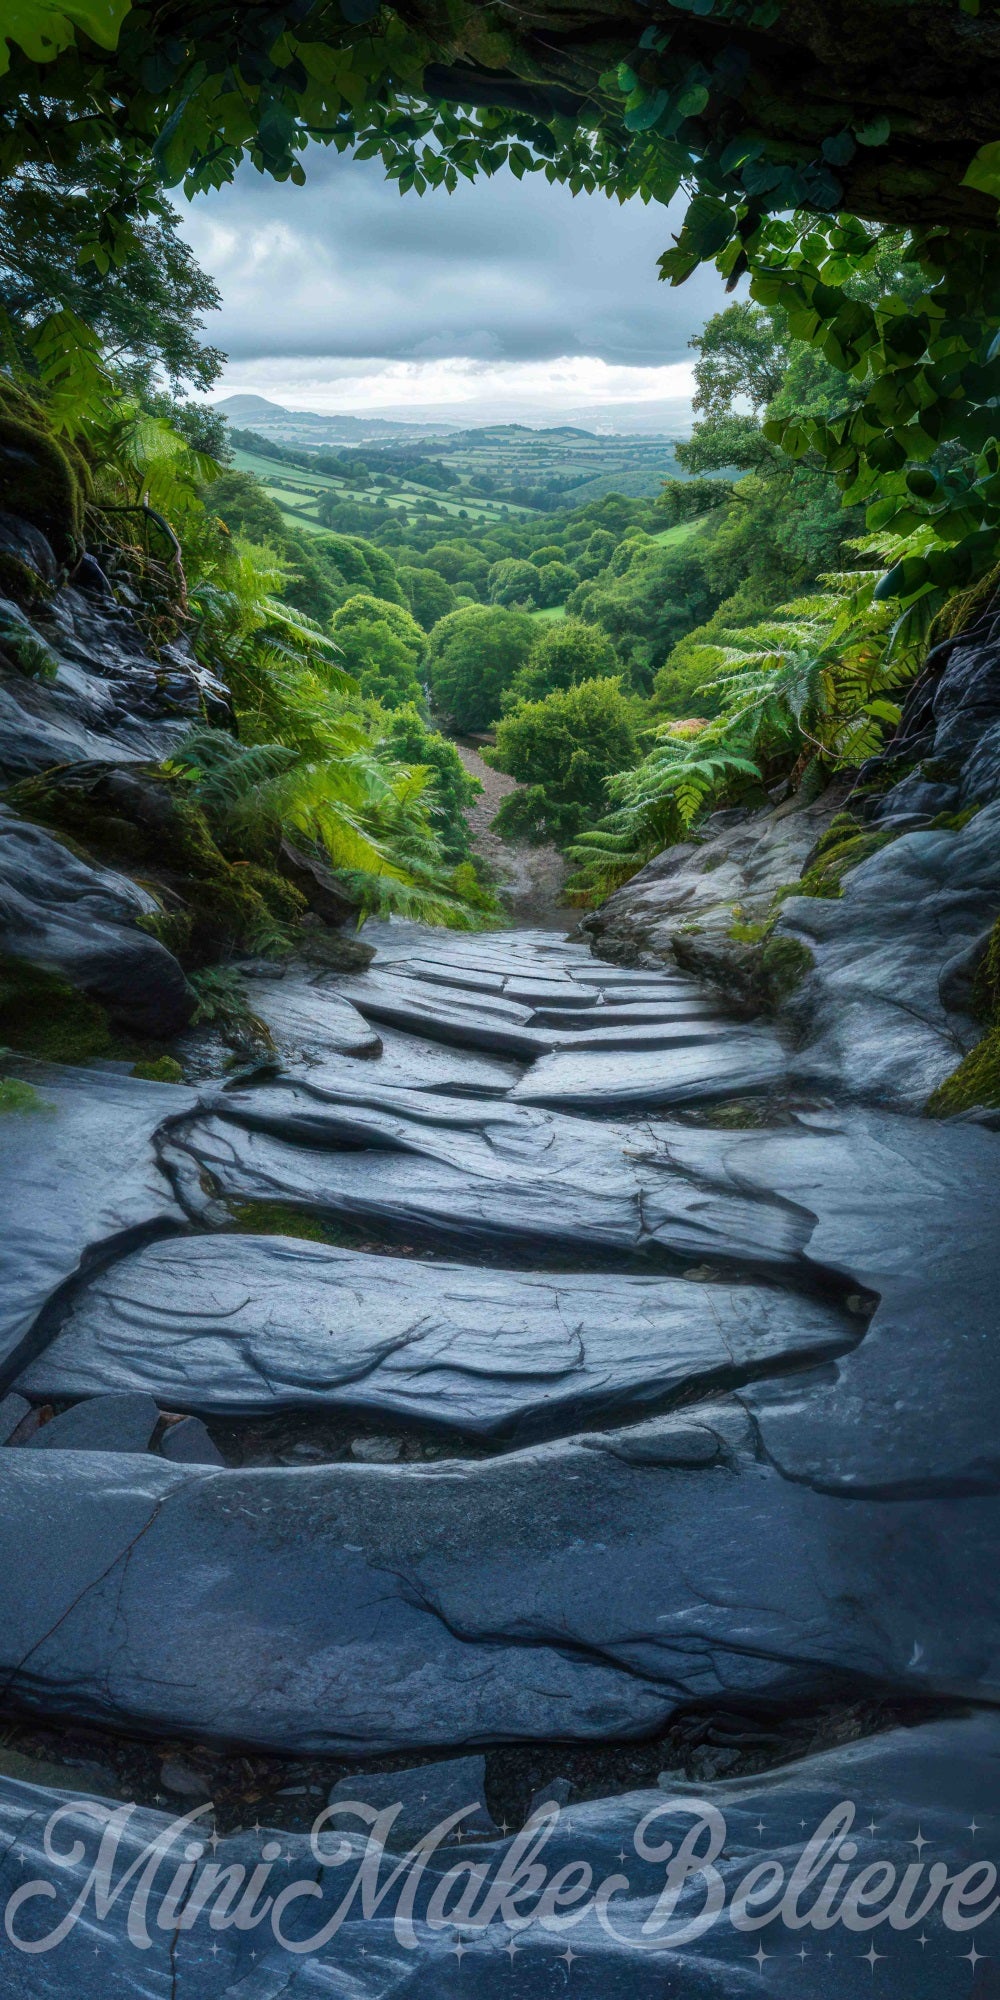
(2, 504, 1000, 1998)
(583, 626, 1000, 1113)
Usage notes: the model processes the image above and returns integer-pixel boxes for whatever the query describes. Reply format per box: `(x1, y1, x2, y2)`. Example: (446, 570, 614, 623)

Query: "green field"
(530, 604, 568, 621)
(649, 515, 712, 547)
(231, 445, 535, 533)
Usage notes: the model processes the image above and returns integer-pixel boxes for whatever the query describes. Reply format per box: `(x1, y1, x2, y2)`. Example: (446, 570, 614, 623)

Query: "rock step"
(0, 1406, 996, 1753)
(17, 1237, 855, 1434)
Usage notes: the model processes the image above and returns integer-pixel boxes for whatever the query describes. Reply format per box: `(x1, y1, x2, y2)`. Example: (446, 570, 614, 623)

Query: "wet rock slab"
(777, 798, 1000, 1107)
(0, 1712, 993, 1996)
(513, 1030, 793, 1109)
(239, 967, 383, 1062)
(18, 1235, 853, 1434)
(0, 1407, 997, 1751)
(0, 808, 193, 1035)
(162, 1078, 820, 1273)
(0, 1062, 195, 1386)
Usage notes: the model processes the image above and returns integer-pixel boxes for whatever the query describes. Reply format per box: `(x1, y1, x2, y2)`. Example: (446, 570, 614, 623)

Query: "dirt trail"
(455, 740, 573, 931)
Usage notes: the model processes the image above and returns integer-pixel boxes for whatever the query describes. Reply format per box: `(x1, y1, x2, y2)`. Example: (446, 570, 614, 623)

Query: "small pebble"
(160, 1758, 213, 1801)
(350, 1437, 403, 1463)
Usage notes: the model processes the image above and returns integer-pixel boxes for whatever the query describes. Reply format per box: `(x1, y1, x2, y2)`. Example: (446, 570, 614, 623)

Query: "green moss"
(0, 603, 58, 680)
(0, 1078, 54, 1114)
(10, 768, 307, 965)
(700, 1098, 772, 1129)
(131, 1055, 184, 1084)
(759, 936, 814, 1005)
(771, 819, 903, 911)
(0, 957, 120, 1063)
(929, 803, 982, 831)
(226, 1201, 344, 1245)
(926, 912, 1000, 1115)
(926, 1026, 1000, 1116)
(727, 919, 769, 943)
(0, 551, 49, 607)
(135, 906, 195, 957)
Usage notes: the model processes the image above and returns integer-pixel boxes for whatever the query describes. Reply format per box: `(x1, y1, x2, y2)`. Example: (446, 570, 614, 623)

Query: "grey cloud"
(180, 149, 728, 368)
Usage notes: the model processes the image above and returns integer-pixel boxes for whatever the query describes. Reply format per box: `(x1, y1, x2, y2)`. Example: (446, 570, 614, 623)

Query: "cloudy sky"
(180, 148, 730, 430)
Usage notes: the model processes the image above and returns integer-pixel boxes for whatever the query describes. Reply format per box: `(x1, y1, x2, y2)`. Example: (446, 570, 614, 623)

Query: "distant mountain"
(214, 395, 457, 445)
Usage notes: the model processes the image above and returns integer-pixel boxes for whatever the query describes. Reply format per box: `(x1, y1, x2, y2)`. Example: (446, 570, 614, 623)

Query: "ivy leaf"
(624, 87, 669, 131)
(855, 115, 891, 147)
(821, 129, 856, 167)
(963, 141, 1000, 196)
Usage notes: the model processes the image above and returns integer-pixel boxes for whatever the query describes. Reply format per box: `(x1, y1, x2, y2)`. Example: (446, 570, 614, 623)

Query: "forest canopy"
(7, 0, 1000, 623)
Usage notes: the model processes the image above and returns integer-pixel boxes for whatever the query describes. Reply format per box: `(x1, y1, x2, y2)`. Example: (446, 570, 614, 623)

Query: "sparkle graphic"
(617, 1845, 629, 1864)
(910, 1829, 928, 1857)
(452, 1939, 466, 1963)
(560, 1946, 577, 1968)
(970, 1819, 981, 1839)
(755, 1819, 766, 1837)
(752, 1945, 769, 1971)
(207, 1829, 220, 1852)
(862, 1945, 885, 1973)
(917, 1934, 929, 1949)
(867, 1819, 879, 1837)
(797, 1946, 809, 1964)
(253, 1821, 262, 1836)
(505, 1940, 518, 1963)
(965, 1945, 987, 1971)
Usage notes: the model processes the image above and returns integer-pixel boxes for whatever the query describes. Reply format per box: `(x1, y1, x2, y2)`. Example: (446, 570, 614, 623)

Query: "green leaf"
(0, 0, 129, 74)
(855, 115, 891, 148)
(963, 141, 1000, 197)
(681, 192, 735, 259)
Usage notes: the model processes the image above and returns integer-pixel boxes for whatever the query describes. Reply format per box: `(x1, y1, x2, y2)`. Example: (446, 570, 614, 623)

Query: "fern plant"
(567, 550, 924, 905)
(170, 728, 496, 930)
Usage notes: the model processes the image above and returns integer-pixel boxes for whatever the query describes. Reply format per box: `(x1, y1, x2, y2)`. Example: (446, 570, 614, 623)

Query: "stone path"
(454, 739, 570, 926)
(0, 918, 998, 1993)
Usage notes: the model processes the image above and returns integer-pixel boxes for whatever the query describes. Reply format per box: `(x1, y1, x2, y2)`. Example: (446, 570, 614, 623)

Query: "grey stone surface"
(158, 1415, 224, 1465)
(240, 968, 383, 1064)
(334, 970, 547, 1057)
(0, 575, 227, 782)
(580, 792, 846, 970)
(162, 1078, 819, 1273)
(1, 1713, 994, 1995)
(328, 1753, 497, 1845)
(23, 1392, 160, 1455)
(777, 798, 1000, 1107)
(0, 1406, 998, 1750)
(513, 1031, 792, 1109)
(18, 1234, 853, 1434)
(0, 1392, 29, 1443)
(0, 807, 193, 1035)
(0, 1062, 194, 1389)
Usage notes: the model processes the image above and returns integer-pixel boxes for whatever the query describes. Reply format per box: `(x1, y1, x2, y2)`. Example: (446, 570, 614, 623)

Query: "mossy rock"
(131, 1055, 184, 1084)
(759, 936, 814, 1006)
(0, 601, 58, 680)
(0, 415, 83, 568)
(0, 1077, 54, 1115)
(926, 1025, 1000, 1116)
(9, 763, 307, 963)
(0, 957, 120, 1065)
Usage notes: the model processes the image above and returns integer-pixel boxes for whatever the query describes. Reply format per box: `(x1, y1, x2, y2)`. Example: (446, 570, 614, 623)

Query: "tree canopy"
(7, 0, 1000, 634)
